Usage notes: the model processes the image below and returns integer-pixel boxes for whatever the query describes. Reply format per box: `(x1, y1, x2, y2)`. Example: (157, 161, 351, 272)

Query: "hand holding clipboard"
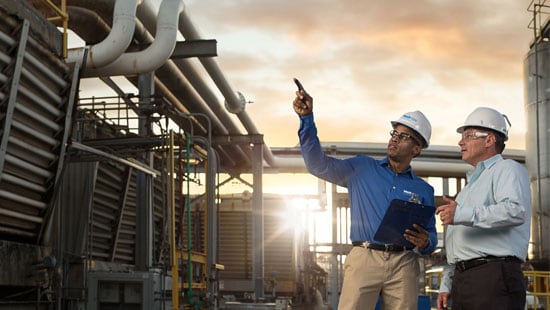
(373, 199, 435, 248)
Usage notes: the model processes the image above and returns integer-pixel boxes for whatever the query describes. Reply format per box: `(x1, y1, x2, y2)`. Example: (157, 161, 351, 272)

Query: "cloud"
(185, 0, 532, 149)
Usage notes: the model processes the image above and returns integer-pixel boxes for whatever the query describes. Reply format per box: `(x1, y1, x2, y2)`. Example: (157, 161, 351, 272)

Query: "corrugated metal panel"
(219, 211, 253, 280)
(152, 165, 169, 264)
(264, 213, 294, 286)
(217, 196, 297, 293)
(90, 162, 135, 264)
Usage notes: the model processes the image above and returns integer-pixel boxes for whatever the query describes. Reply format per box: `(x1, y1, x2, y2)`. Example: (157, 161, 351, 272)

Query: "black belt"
(352, 241, 412, 252)
(455, 256, 522, 272)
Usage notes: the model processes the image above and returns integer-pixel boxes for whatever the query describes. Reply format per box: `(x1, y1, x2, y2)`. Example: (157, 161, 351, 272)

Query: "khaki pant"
(338, 246, 420, 310)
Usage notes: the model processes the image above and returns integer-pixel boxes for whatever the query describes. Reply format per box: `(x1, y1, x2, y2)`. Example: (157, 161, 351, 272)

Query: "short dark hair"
(492, 131, 506, 153)
(413, 132, 427, 148)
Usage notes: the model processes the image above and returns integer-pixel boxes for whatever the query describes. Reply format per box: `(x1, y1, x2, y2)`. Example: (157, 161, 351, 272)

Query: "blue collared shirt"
(439, 154, 531, 293)
(299, 114, 437, 255)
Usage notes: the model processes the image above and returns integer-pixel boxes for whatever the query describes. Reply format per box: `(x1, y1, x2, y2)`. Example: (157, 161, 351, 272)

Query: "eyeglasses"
(461, 131, 489, 141)
(389, 129, 420, 145)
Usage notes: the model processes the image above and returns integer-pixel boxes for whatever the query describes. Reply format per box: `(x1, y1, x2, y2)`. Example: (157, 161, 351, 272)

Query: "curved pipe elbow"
(83, 0, 183, 77)
(66, 0, 139, 67)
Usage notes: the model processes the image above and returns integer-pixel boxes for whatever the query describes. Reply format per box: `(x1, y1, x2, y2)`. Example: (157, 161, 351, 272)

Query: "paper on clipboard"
(373, 199, 435, 248)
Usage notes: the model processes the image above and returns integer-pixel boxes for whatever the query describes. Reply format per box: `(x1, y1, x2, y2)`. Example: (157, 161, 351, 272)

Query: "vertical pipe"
(169, 131, 179, 310)
(252, 142, 264, 299)
(329, 183, 339, 309)
(185, 133, 195, 306)
(135, 73, 154, 270)
(532, 5, 543, 262)
(204, 141, 218, 309)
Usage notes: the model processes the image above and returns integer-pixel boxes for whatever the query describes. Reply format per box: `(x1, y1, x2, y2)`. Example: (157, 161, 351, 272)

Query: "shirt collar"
(380, 157, 415, 179)
(466, 154, 503, 181)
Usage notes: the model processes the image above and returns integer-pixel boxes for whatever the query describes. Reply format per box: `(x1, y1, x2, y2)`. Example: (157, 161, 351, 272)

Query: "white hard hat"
(391, 110, 431, 148)
(456, 107, 511, 141)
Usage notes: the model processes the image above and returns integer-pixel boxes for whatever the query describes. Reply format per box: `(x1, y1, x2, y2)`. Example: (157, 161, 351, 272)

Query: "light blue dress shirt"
(298, 114, 437, 255)
(439, 154, 531, 293)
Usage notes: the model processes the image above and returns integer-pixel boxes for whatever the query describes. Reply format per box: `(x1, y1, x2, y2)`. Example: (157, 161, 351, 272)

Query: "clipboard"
(373, 199, 435, 248)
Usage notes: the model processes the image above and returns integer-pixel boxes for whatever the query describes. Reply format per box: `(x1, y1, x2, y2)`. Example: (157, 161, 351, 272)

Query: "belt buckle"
(385, 244, 390, 252)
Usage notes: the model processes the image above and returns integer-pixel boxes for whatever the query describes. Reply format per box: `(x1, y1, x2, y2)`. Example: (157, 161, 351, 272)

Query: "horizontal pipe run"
(0, 50, 65, 102)
(24, 49, 68, 89)
(15, 104, 62, 132)
(90, 251, 110, 259)
(91, 220, 112, 232)
(20, 67, 63, 103)
(92, 207, 116, 221)
(8, 136, 56, 161)
(12, 119, 60, 147)
(0, 50, 11, 65)
(0, 225, 36, 238)
(98, 166, 124, 183)
(94, 187, 121, 201)
(94, 196, 119, 211)
(71, 142, 158, 176)
(0, 172, 47, 193)
(18, 85, 63, 117)
(0, 201, 45, 220)
(0, 30, 14, 46)
(4, 154, 53, 179)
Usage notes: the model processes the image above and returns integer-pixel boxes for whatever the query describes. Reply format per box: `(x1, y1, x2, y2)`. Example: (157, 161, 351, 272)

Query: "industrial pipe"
(66, 0, 139, 67)
(82, 0, 182, 77)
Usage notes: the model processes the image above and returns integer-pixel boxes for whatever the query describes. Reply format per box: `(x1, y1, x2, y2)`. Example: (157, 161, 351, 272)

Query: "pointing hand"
(292, 78, 313, 116)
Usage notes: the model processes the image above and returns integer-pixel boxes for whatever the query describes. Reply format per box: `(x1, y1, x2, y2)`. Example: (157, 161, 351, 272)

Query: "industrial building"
(0, 0, 548, 309)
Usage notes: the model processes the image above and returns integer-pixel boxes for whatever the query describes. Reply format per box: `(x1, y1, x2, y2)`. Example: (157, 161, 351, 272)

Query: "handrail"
(41, 0, 68, 57)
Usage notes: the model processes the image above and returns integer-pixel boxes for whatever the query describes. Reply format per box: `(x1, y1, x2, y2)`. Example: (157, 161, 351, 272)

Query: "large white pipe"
(66, 0, 139, 67)
(266, 144, 524, 176)
(82, 0, 183, 77)
(266, 156, 473, 177)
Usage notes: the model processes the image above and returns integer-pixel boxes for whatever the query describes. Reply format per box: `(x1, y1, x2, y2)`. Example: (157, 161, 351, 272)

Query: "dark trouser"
(450, 258, 526, 310)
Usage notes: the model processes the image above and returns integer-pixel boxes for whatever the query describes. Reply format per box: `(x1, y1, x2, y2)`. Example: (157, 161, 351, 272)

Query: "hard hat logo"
(457, 107, 511, 141)
(402, 114, 419, 126)
(391, 110, 431, 148)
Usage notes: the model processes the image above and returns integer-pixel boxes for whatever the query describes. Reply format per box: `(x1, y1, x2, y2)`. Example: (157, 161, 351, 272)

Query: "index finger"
(435, 205, 447, 214)
(293, 78, 305, 91)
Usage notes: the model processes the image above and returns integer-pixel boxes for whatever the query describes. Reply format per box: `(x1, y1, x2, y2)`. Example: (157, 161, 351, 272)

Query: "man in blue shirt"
(292, 80, 437, 310)
(436, 107, 531, 310)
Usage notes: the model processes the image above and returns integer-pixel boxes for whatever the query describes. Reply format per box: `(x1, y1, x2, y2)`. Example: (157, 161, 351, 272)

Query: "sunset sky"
(72, 0, 538, 196)
(181, 0, 533, 150)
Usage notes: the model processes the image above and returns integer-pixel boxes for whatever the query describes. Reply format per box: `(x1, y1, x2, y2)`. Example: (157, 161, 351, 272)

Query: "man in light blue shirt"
(292, 79, 437, 310)
(436, 107, 531, 310)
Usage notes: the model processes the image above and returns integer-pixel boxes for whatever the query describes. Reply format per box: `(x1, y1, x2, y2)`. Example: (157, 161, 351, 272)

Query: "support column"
(135, 72, 154, 270)
(252, 141, 264, 299)
(329, 183, 339, 309)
